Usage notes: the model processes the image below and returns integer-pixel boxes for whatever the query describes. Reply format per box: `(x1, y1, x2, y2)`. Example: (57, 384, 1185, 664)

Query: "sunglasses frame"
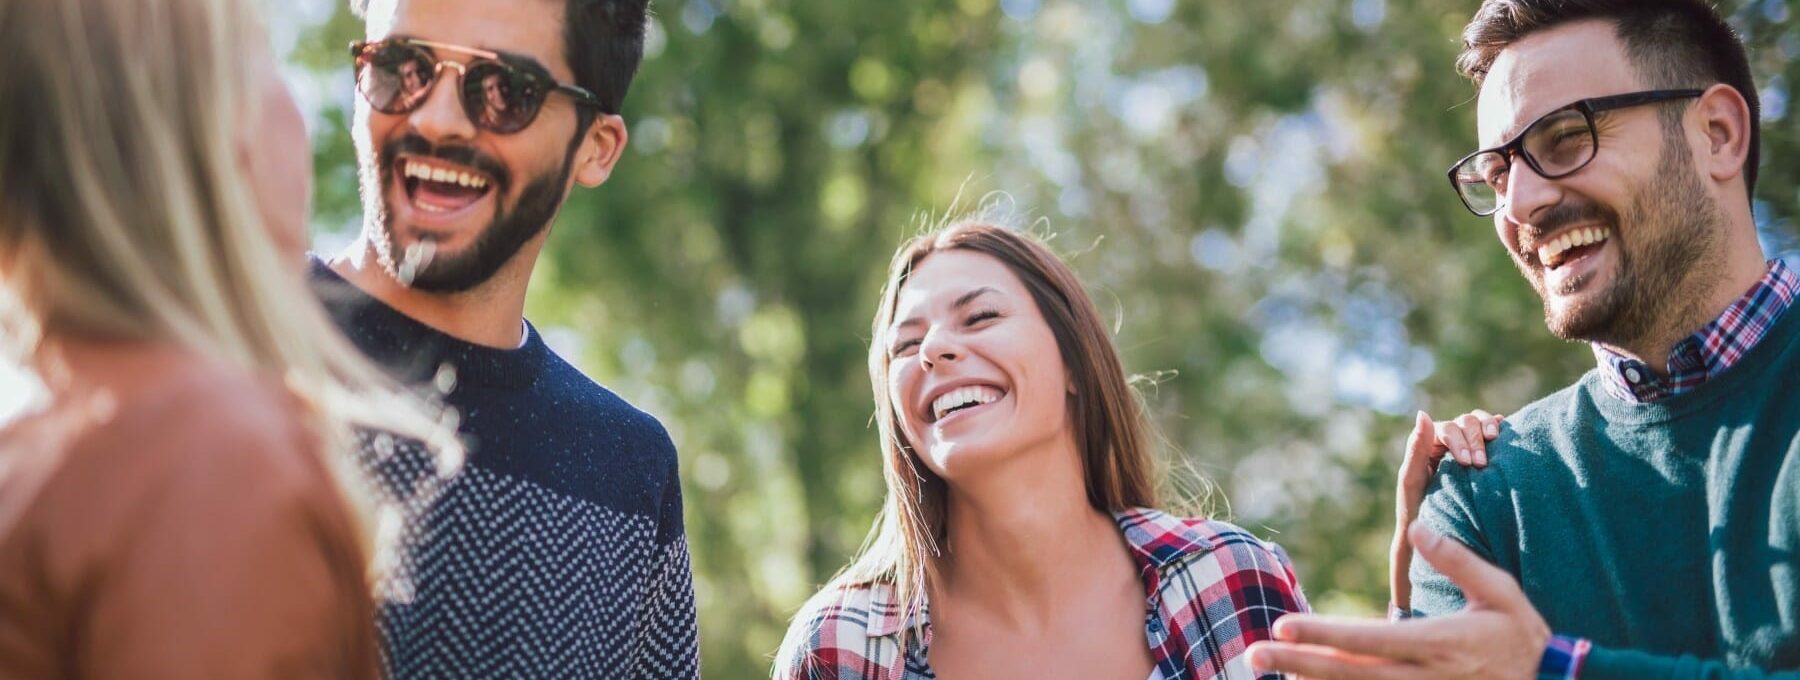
(350, 38, 602, 134)
(1446, 88, 1705, 216)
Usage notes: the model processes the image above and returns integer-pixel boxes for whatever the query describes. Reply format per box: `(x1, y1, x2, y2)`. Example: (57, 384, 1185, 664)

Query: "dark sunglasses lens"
(462, 62, 542, 133)
(360, 43, 436, 113)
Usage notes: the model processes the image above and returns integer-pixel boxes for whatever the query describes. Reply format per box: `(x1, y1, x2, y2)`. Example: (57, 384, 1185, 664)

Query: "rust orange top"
(0, 341, 380, 680)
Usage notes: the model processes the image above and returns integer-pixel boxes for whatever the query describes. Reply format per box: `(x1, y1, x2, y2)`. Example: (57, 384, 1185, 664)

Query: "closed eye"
(966, 309, 1000, 326)
(890, 338, 921, 357)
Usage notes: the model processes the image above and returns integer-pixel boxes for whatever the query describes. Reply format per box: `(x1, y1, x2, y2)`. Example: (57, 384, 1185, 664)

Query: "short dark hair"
(1458, 0, 1761, 200)
(350, 0, 649, 117)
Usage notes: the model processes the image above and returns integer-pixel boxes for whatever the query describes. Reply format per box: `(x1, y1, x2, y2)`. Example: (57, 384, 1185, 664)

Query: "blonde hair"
(777, 216, 1170, 670)
(0, 0, 460, 568)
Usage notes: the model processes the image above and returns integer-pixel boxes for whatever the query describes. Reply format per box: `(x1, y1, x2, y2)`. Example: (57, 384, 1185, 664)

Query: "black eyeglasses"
(1446, 89, 1704, 216)
(350, 38, 602, 135)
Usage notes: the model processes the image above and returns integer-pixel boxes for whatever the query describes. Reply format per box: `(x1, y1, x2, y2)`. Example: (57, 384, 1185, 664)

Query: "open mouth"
(1535, 226, 1610, 270)
(397, 156, 495, 216)
(929, 384, 1007, 424)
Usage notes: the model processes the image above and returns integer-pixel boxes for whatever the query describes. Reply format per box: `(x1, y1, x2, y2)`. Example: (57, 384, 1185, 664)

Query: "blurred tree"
(286, 0, 1798, 675)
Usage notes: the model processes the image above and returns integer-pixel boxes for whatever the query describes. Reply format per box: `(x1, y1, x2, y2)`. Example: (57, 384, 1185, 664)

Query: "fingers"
(1453, 413, 1487, 466)
(1470, 409, 1503, 440)
(1407, 524, 1527, 611)
(1273, 614, 1436, 663)
(1403, 411, 1436, 467)
(1398, 412, 1438, 524)
(1246, 640, 1423, 680)
(1434, 407, 1503, 468)
(1433, 420, 1474, 467)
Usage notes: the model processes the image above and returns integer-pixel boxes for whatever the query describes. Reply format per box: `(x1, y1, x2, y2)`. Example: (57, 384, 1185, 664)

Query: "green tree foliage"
(284, 0, 1799, 675)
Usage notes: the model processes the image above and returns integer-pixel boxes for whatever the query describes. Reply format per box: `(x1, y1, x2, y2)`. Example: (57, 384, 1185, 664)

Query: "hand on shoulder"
(1391, 409, 1502, 612)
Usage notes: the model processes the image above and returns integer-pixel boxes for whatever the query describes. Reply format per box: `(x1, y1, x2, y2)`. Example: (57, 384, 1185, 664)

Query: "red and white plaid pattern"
(776, 508, 1309, 680)
(1597, 259, 1797, 402)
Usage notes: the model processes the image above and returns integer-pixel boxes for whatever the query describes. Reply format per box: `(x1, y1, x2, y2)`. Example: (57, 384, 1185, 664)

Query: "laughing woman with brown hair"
(775, 219, 1310, 680)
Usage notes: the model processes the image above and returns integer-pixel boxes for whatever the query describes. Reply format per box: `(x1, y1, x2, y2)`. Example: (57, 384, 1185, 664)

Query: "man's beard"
(1519, 130, 1726, 347)
(359, 133, 576, 294)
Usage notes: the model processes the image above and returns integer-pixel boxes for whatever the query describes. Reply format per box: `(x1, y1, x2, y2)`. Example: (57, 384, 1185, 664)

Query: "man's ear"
(573, 114, 628, 188)
(1694, 83, 1752, 185)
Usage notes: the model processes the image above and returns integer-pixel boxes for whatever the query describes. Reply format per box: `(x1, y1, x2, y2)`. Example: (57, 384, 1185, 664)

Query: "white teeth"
(930, 385, 1004, 421)
(1536, 239, 1561, 265)
(403, 160, 488, 189)
(1535, 227, 1610, 267)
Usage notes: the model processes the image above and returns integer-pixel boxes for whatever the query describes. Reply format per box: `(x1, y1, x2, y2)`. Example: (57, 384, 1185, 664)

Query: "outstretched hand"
(1249, 524, 1550, 680)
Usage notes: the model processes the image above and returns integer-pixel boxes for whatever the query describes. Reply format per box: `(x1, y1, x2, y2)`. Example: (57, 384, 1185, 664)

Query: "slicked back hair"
(1459, 0, 1761, 202)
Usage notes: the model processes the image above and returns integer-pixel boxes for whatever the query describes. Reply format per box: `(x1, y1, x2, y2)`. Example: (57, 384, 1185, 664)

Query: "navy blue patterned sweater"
(310, 259, 699, 679)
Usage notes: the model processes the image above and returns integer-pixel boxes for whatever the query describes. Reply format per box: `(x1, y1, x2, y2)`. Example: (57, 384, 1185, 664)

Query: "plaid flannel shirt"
(776, 508, 1310, 680)
(1596, 259, 1797, 403)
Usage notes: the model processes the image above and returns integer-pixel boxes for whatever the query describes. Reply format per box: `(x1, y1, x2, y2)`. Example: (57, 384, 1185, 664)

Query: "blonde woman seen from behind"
(0, 0, 457, 677)
(775, 220, 1310, 680)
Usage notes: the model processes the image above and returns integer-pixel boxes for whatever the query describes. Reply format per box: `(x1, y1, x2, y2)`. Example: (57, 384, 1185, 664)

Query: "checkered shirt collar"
(1594, 259, 1797, 403)
(858, 507, 1219, 637)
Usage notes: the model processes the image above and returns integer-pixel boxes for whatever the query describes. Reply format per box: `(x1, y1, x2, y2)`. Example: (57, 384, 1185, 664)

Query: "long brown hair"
(781, 217, 1162, 660)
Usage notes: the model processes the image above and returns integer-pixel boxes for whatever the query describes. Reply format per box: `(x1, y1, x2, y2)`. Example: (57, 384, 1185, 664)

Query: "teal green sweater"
(1412, 307, 1800, 679)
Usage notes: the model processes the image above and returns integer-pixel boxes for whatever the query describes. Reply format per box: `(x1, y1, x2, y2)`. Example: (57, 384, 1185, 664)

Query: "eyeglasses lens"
(1451, 109, 1596, 216)
(1523, 110, 1596, 176)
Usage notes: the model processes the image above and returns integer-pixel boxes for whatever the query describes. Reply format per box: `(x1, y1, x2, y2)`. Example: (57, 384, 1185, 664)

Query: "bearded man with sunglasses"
(1249, 1, 1799, 678)
(308, 0, 698, 677)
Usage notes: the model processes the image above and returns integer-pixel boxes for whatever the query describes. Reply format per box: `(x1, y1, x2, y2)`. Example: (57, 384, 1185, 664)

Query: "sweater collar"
(308, 256, 547, 390)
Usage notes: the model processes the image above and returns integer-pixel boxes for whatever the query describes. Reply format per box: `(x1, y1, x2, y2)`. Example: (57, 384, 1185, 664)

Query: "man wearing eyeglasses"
(1249, 1, 1798, 678)
(308, 0, 699, 677)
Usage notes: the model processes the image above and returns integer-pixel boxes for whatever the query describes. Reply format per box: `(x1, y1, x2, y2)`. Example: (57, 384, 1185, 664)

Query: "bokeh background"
(10, 0, 1798, 677)
(292, 0, 1800, 675)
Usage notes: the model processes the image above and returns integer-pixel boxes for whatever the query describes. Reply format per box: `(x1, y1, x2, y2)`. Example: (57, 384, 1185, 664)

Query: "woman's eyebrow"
(892, 286, 1000, 331)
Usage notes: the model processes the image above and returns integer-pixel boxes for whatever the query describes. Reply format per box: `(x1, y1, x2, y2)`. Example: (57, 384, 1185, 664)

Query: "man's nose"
(408, 67, 477, 143)
(1499, 159, 1562, 227)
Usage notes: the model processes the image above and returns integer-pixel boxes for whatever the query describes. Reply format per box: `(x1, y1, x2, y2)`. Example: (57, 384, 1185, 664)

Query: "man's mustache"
(381, 133, 511, 191)
(1517, 201, 1618, 255)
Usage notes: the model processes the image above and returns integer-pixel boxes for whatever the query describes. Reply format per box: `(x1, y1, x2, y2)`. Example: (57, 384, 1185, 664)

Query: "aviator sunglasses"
(351, 37, 602, 134)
